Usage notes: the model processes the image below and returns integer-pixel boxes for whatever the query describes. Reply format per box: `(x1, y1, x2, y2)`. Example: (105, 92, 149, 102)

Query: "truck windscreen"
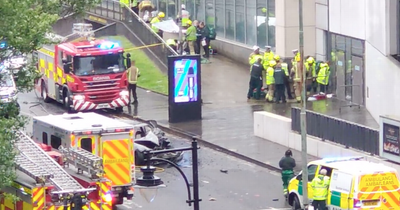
(73, 53, 125, 76)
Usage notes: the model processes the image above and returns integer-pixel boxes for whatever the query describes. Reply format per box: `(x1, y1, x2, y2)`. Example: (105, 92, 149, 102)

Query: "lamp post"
(298, 0, 309, 209)
(135, 138, 202, 210)
(178, 0, 183, 55)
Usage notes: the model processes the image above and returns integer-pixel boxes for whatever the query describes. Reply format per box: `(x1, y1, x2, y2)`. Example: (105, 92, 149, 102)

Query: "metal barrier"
(87, 0, 177, 70)
(291, 107, 379, 155)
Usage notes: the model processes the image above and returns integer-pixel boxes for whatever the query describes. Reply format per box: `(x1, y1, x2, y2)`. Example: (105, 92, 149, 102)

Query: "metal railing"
(87, 0, 178, 70)
(291, 107, 379, 155)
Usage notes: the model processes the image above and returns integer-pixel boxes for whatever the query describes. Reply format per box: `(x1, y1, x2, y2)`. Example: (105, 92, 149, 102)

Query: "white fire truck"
(32, 112, 136, 206)
(1, 131, 113, 210)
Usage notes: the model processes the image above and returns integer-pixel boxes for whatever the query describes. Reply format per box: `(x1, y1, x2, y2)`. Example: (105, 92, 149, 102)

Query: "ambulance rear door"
(99, 132, 133, 187)
(328, 169, 353, 210)
(357, 171, 400, 209)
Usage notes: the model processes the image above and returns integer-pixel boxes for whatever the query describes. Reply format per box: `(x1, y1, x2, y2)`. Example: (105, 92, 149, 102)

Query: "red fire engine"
(35, 23, 131, 112)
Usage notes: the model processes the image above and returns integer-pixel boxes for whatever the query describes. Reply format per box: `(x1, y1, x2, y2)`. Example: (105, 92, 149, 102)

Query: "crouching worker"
(247, 58, 264, 100)
(279, 149, 296, 196)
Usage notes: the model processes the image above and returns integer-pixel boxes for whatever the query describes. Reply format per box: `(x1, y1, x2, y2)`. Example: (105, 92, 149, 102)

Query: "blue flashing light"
(98, 41, 120, 50)
(0, 64, 5, 72)
(0, 42, 6, 49)
(322, 156, 364, 163)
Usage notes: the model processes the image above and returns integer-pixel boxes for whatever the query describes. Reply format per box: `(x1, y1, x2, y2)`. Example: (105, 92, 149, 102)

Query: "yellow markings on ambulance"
(104, 158, 130, 164)
(38, 48, 55, 57)
(32, 187, 45, 210)
(360, 173, 399, 189)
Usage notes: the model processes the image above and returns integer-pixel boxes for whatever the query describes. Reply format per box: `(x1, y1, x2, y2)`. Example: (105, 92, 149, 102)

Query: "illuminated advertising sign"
(168, 55, 202, 123)
(173, 59, 198, 103)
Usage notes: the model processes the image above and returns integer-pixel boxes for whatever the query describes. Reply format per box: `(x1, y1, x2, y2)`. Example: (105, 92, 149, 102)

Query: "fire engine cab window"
(50, 135, 61, 149)
(80, 138, 92, 153)
(73, 53, 124, 76)
(42, 132, 48, 145)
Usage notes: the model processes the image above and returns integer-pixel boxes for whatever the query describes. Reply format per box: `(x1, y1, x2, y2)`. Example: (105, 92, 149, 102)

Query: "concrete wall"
(253, 111, 400, 172)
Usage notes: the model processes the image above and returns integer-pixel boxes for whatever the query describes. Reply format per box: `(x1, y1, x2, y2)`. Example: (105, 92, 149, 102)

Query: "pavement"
(18, 92, 292, 210)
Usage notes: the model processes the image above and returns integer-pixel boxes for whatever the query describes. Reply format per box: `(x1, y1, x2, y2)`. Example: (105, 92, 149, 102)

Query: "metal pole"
(192, 138, 200, 210)
(299, 0, 309, 209)
(178, 0, 183, 55)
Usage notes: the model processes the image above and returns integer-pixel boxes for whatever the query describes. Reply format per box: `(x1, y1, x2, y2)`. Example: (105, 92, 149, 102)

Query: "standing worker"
(179, 4, 190, 27)
(291, 49, 301, 103)
(249, 46, 263, 71)
(199, 21, 210, 59)
(247, 58, 264, 100)
(131, 0, 139, 15)
(279, 150, 296, 195)
(185, 20, 197, 55)
(138, 0, 154, 20)
(277, 56, 294, 100)
(265, 60, 276, 102)
(127, 60, 140, 104)
(305, 56, 317, 95)
(263, 46, 274, 87)
(151, 12, 165, 37)
(311, 169, 330, 210)
(273, 63, 287, 103)
(316, 61, 330, 94)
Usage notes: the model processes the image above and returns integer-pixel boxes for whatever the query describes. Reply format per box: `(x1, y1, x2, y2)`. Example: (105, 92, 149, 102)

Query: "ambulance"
(32, 112, 135, 207)
(288, 157, 400, 210)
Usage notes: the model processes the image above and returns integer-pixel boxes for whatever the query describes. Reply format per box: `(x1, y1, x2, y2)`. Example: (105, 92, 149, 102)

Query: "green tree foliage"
(0, 0, 100, 197)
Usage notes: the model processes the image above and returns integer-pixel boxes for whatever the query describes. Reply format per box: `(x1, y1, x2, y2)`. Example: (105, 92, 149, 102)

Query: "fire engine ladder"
(72, 23, 94, 40)
(15, 131, 95, 195)
(59, 147, 104, 179)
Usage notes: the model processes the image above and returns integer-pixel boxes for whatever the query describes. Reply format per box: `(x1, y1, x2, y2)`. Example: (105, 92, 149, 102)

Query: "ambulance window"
(307, 165, 318, 182)
(319, 167, 333, 177)
(80, 138, 92, 153)
(42, 132, 48, 145)
(50, 135, 61, 149)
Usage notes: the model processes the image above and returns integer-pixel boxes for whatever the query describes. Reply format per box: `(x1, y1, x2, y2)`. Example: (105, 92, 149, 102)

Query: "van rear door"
(328, 169, 353, 209)
(100, 133, 133, 187)
(358, 172, 400, 209)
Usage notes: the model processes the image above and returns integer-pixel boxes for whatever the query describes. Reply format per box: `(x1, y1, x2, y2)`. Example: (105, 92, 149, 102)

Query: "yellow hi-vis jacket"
(151, 17, 160, 32)
(305, 63, 316, 77)
(311, 175, 330, 201)
(120, 0, 130, 7)
(249, 53, 263, 66)
(264, 52, 274, 64)
(316, 63, 330, 85)
(281, 62, 289, 76)
(266, 66, 275, 85)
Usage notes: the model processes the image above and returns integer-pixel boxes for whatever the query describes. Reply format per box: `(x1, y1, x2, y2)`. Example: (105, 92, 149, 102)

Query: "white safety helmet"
(181, 4, 186, 9)
(320, 169, 327, 175)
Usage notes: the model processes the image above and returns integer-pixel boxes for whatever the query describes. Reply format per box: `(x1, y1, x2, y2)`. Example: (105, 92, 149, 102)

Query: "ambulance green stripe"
(330, 191, 341, 206)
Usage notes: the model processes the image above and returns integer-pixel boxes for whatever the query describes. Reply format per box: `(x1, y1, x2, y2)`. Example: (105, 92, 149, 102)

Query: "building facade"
(316, 0, 399, 122)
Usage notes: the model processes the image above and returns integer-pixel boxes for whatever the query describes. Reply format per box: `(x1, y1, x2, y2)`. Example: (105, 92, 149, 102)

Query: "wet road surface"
(19, 91, 292, 210)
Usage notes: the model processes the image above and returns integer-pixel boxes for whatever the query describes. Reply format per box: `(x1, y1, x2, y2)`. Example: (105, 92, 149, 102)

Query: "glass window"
(195, 0, 205, 22)
(351, 39, 364, 56)
(335, 35, 345, 51)
(256, 0, 267, 47)
(225, 0, 235, 39)
(73, 53, 125, 76)
(80, 138, 93, 153)
(50, 135, 61, 149)
(215, 0, 225, 37)
(245, 0, 256, 45)
(235, 0, 245, 43)
(42, 132, 48, 145)
(186, 0, 195, 19)
(307, 165, 318, 182)
(267, 0, 275, 47)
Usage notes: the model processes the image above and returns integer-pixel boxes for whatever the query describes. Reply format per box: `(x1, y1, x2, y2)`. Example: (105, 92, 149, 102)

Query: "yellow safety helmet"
(158, 12, 165, 18)
(306, 57, 314, 64)
(274, 55, 280, 61)
(269, 60, 277, 67)
(187, 20, 192, 25)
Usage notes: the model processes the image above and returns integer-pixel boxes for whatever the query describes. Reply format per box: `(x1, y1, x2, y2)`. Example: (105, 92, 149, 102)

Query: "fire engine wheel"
(115, 107, 124, 113)
(41, 83, 51, 103)
(63, 89, 73, 112)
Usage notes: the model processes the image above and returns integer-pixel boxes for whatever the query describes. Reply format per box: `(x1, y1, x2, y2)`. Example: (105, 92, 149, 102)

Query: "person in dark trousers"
(198, 21, 210, 58)
(127, 60, 140, 104)
(279, 150, 296, 196)
(247, 58, 264, 100)
(195, 23, 202, 54)
(273, 63, 287, 103)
